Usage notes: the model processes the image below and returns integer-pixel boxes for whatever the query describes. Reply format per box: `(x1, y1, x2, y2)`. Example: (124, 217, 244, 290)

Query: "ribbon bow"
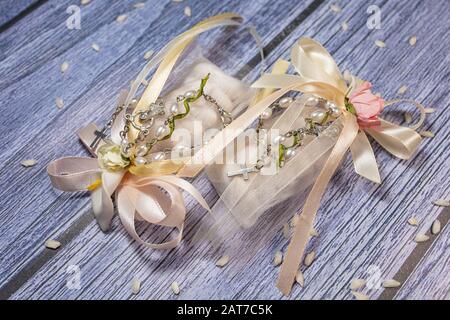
(251, 38, 426, 295)
(47, 120, 210, 249)
(46, 13, 246, 248)
(253, 37, 426, 183)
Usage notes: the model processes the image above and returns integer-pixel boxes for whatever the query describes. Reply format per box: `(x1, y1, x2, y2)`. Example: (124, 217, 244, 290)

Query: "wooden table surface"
(0, 0, 448, 300)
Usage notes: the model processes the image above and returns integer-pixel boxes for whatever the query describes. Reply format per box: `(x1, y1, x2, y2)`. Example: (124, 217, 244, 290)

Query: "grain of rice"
(81, 0, 91, 5)
(309, 228, 318, 237)
(171, 281, 180, 295)
(343, 69, 351, 81)
(351, 291, 369, 300)
(397, 85, 408, 95)
(133, 2, 145, 9)
(350, 279, 366, 290)
(375, 40, 386, 48)
(21, 159, 37, 167)
(409, 36, 417, 46)
(431, 219, 441, 235)
(116, 14, 127, 23)
(184, 6, 191, 17)
(144, 50, 153, 60)
(404, 112, 412, 124)
(60, 61, 69, 73)
(55, 97, 64, 109)
(304, 251, 315, 267)
(216, 255, 229, 267)
(283, 223, 290, 239)
(290, 215, 299, 227)
(424, 108, 436, 114)
(45, 239, 61, 250)
(274, 251, 283, 266)
(330, 4, 342, 13)
(131, 277, 141, 294)
(432, 199, 450, 207)
(414, 234, 429, 243)
(382, 279, 401, 288)
(295, 271, 304, 287)
(92, 43, 101, 52)
(407, 217, 419, 226)
(341, 21, 348, 31)
(419, 131, 434, 138)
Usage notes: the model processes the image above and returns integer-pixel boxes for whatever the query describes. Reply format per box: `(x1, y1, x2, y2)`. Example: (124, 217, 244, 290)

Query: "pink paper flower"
(348, 81, 384, 127)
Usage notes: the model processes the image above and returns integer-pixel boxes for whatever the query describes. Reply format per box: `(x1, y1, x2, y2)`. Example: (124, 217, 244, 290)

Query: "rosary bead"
(184, 90, 196, 99)
(285, 148, 296, 159)
(305, 96, 319, 107)
(134, 156, 147, 166)
(327, 102, 341, 117)
(155, 125, 169, 139)
(261, 108, 273, 120)
(272, 135, 286, 144)
(150, 152, 165, 161)
(136, 145, 149, 157)
(279, 97, 293, 108)
(170, 102, 179, 115)
(310, 110, 326, 123)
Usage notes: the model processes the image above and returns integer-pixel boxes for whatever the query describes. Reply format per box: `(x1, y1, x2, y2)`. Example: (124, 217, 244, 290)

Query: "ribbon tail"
(277, 112, 359, 296)
(350, 130, 381, 184)
(366, 119, 422, 160)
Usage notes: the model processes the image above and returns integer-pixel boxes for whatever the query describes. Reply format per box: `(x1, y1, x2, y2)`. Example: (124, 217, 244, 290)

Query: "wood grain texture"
(0, 0, 41, 28)
(395, 218, 450, 300)
(1, 0, 449, 300)
(0, 0, 317, 289)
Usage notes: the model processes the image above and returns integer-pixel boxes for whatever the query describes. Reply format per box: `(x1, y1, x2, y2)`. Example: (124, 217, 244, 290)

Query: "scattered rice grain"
(131, 277, 140, 294)
(330, 4, 342, 13)
(382, 279, 401, 288)
(419, 131, 434, 138)
(81, 0, 91, 5)
(375, 40, 386, 48)
(431, 219, 441, 235)
(414, 234, 429, 243)
(351, 291, 369, 300)
(60, 61, 69, 73)
(45, 239, 61, 250)
(397, 85, 408, 95)
(282, 223, 290, 239)
(92, 43, 101, 52)
(133, 2, 145, 9)
(273, 251, 283, 266)
(407, 217, 419, 226)
(171, 281, 180, 295)
(409, 36, 417, 46)
(216, 255, 229, 267)
(55, 97, 64, 109)
(21, 159, 37, 167)
(184, 6, 191, 17)
(116, 14, 127, 23)
(144, 50, 154, 60)
(350, 279, 366, 290)
(432, 199, 450, 207)
(341, 21, 348, 31)
(424, 108, 436, 114)
(295, 271, 304, 287)
(404, 112, 412, 124)
(304, 251, 315, 267)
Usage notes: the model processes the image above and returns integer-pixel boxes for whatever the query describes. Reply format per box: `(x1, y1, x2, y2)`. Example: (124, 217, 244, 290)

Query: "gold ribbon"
(252, 37, 426, 295)
(46, 13, 247, 247)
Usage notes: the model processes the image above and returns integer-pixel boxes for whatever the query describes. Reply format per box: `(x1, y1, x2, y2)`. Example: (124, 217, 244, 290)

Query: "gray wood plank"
(0, 0, 41, 28)
(394, 210, 450, 300)
(9, 0, 449, 300)
(0, 0, 320, 292)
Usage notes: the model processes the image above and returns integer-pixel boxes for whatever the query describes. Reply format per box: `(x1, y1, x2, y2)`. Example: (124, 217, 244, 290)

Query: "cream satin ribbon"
(249, 37, 426, 295)
(46, 13, 248, 247)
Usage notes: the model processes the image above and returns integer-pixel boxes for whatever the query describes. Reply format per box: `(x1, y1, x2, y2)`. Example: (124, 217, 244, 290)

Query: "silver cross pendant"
(227, 165, 259, 180)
